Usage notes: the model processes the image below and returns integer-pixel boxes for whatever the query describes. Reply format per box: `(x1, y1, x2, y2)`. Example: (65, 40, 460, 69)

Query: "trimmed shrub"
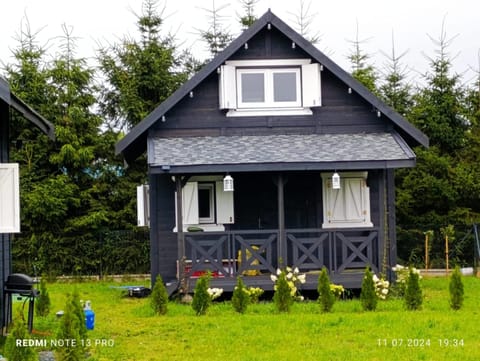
(405, 268, 423, 310)
(151, 274, 169, 315)
(35, 275, 51, 317)
(449, 266, 464, 310)
(360, 267, 377, 311)
(4, 311, 37, 361)
(273, 269, 294, 313)
(317, 267, 335, 312)
(232, 277, 250, 314)
(56, 293, 86, 361)
(192, 273, 211, 315)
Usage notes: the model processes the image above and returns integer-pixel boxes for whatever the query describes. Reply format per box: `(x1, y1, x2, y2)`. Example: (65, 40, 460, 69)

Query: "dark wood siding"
(152, 65, 387, 140)
(150, 174, 177, 282)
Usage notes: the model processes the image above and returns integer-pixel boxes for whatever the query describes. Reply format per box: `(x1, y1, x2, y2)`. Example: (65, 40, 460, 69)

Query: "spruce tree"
(151, 274, 169, 315)
(35, 275, 51, 317)
(449, 266, 464, 310)
(4, 312, 37, 361)
(232, 276, 250, 314)
(360, 267, 377, 311)
(192, 273, 211, 315)
(317, 267, 335, 313)
(404, 268, 423, 310)
(56, 293, 85, 361)
(273, 269, 294, 313)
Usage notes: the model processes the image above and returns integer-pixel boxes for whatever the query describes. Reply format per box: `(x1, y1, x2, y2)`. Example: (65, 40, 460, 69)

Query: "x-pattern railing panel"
(335, 231, 378, 273)
(287, 231, 328, 269)
(234, 233, 277, 274)
(186, 234, 231, 276)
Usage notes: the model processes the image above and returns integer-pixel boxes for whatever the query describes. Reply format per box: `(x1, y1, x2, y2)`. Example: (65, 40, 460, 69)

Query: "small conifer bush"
(35, 275, 51, 317)
(449, 266, 464, 310)
(273, 269, 294, 313)
(317, 267, 335, 312)
(56, 292, 86, 361)
(4, 311, 37, 361)
(405, 268, 423, 310)
(151, 274, 169, 315)
(360, 267, 377, 311)
(232, 277, 250, 314)
(192, 273, 212, 315)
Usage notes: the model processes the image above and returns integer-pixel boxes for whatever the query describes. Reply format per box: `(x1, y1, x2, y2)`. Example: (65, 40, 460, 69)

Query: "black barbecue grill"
(4, 273, 39, 332)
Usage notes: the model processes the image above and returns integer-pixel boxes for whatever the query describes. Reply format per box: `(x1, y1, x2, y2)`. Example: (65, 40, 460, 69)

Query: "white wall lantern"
(223, 174, 234, 192)
(332, 172, 341, 190)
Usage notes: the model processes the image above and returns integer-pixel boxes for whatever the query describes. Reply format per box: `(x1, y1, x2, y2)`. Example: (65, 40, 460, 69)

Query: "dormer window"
(237, 68, 301, 108)
(219, 59, 321, 116)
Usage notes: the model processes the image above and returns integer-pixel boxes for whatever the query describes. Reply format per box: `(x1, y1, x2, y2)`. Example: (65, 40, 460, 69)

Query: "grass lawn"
(2, 275, 480, 361)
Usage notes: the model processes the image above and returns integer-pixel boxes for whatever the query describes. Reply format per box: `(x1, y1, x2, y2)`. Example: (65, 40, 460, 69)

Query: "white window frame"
(236, 68, 302, 109)
(174, 176, 235, 232)
(198, 182, 215, 224)
(321, 172, 373, 229)
(219, 59, 321, 117)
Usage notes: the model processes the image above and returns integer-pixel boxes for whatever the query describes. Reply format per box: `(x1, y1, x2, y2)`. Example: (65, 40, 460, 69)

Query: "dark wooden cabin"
(116, 11, 428, 293)
(1, 77, 54, 328)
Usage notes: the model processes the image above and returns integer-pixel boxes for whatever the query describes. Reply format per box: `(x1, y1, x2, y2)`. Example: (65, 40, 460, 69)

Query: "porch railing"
(184, 228, 379, 278)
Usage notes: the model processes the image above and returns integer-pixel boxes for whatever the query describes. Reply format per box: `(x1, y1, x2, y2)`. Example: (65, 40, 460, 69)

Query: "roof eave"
(149, 159, 416, 175)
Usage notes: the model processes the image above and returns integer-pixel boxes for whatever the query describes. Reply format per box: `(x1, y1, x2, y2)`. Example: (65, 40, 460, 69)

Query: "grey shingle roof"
(149, 133, 415, 171)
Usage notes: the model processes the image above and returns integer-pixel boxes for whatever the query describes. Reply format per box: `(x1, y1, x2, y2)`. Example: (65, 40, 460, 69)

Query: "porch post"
(175, 176, 185, 277)
(277, 174, 286, 266)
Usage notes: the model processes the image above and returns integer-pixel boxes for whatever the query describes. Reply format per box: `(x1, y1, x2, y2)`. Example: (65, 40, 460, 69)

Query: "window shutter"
(301, 63, 321, 107)
(0, 163, 20, 233)
(182, 182, 199, 225)
(322, 173, 372, 228)
(136, 184, 150, 227)
(219, 65, 237, 109)
(344, 179, 365, 223)
(215, 181, 234, 224)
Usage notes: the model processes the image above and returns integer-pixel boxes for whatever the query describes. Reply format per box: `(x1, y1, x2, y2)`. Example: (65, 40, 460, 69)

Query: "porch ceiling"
(148, 132, 416, 173)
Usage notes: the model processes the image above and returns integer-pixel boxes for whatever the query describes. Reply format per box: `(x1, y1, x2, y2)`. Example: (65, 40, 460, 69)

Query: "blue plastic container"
(84, 309, 95, 330)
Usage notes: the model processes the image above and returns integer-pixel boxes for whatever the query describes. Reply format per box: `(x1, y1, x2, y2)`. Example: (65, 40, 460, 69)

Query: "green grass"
(3, 276, 480, 360)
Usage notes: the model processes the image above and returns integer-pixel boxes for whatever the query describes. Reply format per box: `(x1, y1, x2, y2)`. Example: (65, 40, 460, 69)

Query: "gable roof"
(116, 10, 428, 162)
(1, 77, 55, 140)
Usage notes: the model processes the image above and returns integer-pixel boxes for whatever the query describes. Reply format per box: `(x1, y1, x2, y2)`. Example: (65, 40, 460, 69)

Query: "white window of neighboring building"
(321, 172, 373, 228)
(219, 59, 321, 116)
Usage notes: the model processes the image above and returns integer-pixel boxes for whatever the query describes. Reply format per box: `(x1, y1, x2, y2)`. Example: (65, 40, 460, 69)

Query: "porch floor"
(182, 270, 365, 293)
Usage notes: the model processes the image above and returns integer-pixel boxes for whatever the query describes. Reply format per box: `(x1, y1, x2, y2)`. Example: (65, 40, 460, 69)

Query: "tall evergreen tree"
(347, 21, 378, 94)
(98, 0, 187, 130)
(289, 0, 321, 45)
(379, 32, 413, 116)
(238, 0, 259, 29)
(409, 23, 467, 154)
(197, 0, 234, 58)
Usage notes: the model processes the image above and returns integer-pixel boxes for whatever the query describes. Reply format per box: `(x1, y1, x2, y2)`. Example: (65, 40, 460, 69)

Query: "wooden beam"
(277, 174, 286, 266)
(175, 176, 185, 273)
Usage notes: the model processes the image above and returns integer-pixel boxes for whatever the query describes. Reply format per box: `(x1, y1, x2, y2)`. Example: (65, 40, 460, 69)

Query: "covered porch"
(181, 227, 381, 291)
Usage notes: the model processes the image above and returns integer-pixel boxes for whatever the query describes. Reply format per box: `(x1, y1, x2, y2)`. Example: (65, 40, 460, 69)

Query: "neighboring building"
(0, 77, 54, 329)
(116, 10, 428, 292)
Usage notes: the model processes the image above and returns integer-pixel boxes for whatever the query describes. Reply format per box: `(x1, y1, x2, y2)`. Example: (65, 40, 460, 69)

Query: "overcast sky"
(0, 0, 479, 85)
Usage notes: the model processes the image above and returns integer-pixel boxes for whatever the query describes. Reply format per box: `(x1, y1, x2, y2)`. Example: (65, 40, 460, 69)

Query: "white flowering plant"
(392, 264, 422, 297)
(270, 266, 306, 302)
(207, 287, 223, 300)
(372, 274, 390, 300)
